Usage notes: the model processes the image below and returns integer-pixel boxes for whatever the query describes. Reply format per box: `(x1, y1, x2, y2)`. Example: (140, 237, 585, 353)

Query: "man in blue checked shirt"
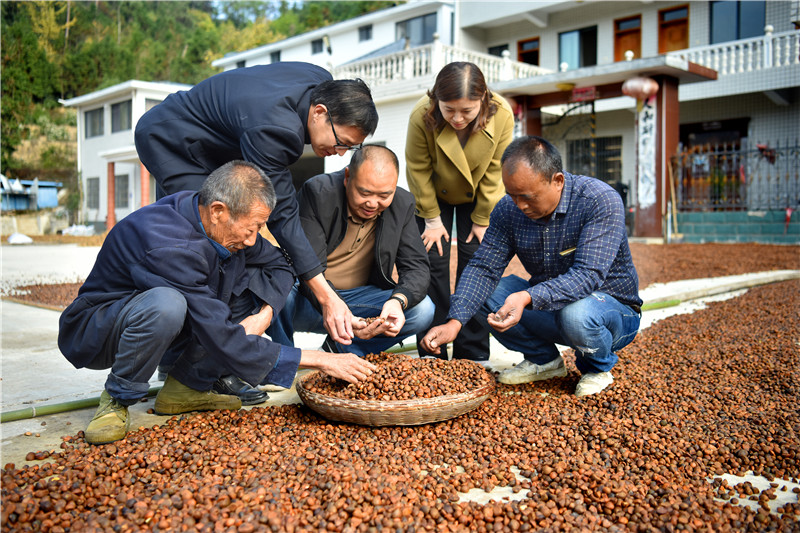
(420, 136, 642, 397)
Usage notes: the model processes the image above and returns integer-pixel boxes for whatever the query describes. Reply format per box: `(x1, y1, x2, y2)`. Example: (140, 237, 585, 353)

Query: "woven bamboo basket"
(296, 372, 495, 427)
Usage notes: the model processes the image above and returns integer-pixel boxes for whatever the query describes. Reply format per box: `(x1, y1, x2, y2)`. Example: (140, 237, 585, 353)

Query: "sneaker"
(154, 375, 242, 415)
(497, 358, 567, 385)
(575, 371, 614, 397)
(85, 391, 130, 445)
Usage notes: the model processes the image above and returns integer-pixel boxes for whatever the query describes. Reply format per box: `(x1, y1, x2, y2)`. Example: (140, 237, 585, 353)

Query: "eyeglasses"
(327, 111, 362, 152)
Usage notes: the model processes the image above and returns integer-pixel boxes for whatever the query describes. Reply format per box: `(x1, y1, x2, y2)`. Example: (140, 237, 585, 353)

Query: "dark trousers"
(415, 200, 490, 360)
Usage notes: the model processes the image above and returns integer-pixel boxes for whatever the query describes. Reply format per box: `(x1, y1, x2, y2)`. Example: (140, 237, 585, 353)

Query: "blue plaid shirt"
(449, 172, 642, 324)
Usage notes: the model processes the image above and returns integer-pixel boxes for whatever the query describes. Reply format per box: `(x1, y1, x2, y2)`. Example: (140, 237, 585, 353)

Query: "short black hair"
(199, 160, 276, 217)
(501, 136, 563, 181)
(311, 79, 378, 137)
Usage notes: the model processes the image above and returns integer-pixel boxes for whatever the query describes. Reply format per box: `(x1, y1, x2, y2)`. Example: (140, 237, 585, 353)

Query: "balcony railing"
(668, 28, 800, 76)
(332, 35, 551, 88)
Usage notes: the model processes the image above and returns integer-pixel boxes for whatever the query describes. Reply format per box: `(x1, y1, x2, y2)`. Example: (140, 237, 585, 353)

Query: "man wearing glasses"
(268, 145, 434, 356)
(135, 62, 378, 403)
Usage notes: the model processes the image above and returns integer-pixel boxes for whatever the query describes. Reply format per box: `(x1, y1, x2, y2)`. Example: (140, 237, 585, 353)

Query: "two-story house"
(60, 80, 191, 232)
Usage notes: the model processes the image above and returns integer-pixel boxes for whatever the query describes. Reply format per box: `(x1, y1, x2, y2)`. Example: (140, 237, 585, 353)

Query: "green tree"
(1, 2, 57, 171)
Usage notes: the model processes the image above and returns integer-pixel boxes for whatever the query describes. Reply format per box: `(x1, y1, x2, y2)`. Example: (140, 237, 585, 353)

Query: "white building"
(65, 1, 799, 241)
(60, 80, 191, 230)
(218, 0, 800, 241)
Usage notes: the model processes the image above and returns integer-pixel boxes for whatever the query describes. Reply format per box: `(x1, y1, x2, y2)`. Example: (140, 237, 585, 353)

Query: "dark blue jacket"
(58, 192, 300, 385)
(134, 62, 332, 279)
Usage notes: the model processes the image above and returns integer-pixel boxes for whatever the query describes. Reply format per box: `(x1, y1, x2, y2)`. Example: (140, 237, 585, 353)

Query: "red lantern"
(622, 77, 659, 100)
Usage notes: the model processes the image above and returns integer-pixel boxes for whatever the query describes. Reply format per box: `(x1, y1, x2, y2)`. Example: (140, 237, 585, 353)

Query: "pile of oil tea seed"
(3, 281, 798, 532)
(303, 352, 494, 401)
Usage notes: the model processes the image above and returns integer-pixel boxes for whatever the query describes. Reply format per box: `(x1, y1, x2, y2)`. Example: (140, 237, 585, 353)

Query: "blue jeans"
(479, 275, 640, 374)
(269, 282, 435, 356)
(96, 287, 188, 405)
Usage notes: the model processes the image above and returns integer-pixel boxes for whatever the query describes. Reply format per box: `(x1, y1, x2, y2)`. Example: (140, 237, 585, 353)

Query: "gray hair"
(198, 160, 276, 217)
(501, 136, 563, 182)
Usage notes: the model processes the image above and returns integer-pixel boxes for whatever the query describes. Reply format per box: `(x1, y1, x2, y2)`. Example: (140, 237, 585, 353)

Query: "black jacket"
(297, 170, 430, 309)
(134, 62, 331, 279)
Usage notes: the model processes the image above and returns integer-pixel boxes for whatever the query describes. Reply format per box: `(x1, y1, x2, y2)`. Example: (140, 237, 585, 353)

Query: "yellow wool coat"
(405, 93, 515, 226)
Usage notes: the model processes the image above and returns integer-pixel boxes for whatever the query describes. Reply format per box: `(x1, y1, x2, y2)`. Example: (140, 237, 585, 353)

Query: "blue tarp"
(1, 178, 63, 211)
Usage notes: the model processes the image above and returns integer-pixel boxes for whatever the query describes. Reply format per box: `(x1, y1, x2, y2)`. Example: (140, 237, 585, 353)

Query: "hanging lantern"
(622, 77, 659, 100)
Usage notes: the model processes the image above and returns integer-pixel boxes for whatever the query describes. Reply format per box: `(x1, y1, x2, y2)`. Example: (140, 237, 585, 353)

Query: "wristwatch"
(389, 294, 407, 310)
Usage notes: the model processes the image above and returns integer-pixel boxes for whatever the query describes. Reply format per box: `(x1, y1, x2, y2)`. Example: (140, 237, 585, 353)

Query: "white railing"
(334, 29, 798, 88)
(669, 28, 800, 76)
(332, 35, 551, 87)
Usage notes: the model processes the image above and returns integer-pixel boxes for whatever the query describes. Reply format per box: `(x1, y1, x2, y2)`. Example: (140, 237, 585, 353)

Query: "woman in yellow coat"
(405, 62, 514, 361)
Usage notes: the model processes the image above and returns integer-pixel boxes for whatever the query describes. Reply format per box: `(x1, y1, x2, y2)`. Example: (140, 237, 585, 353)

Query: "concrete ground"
(1, 243, 799, 510)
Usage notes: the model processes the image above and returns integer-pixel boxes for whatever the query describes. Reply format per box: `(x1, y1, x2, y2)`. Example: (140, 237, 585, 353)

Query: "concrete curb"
(639, 270, 800, 306)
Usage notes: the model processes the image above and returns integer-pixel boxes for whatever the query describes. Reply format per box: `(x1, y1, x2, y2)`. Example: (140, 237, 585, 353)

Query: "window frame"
(658, 4, 690, 54)
(311, 38, 324, 55)
(358, 24, 373, 42)
(517, 37, 540, 65)
(395, 12, 437, 46)
(614, 15, 642, 61)
(86, 177, 100, 209)
(488, 44, 509, 57)
(710, 1, 765, 44)
(111, 100, 132, 133)
(566, 136, 623, 187)
(84, 108, 104, 138)
(114, 174, 129, 209)
(558, 26, 597, 71)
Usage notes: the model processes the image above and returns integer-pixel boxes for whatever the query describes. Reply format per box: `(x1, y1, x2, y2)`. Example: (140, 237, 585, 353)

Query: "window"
(358, 24, 372, 42)
(115, 174, 129, 208)
(311, 39, 323, 54)
(567, 137, 622, 186)
(85, 108, 104, 138)
(559, 26, 597, 71)
(236, 60, 246, 69)
(614, 15, 641, 61)
(710, 1, 765, 44)
(111, 100, 132, 133)
(270, 51, 281, 63)
(86, 177, 100, 209)
(396, 13, 437, 46)
(145, 98, 161, 112)
(488, 44, 509, 57)
(518, 37, 540, 65)
(659, 5, 689, 53)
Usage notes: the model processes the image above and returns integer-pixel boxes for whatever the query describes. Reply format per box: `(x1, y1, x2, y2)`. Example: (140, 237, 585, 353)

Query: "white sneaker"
(575, 371, 614, 397)
(497, 358, 567, 385)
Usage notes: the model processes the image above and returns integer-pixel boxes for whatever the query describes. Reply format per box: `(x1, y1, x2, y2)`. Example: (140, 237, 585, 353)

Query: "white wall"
(222, 3, 455, 71)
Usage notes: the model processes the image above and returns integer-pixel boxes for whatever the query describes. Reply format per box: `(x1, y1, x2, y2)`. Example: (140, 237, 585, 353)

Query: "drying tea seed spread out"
(303, 353, 494, 401)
